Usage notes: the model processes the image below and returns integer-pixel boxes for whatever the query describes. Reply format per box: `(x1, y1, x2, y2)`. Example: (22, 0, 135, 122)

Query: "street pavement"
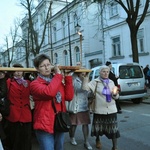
(143, 87, 150, 102)
(32, 89, 150, 150)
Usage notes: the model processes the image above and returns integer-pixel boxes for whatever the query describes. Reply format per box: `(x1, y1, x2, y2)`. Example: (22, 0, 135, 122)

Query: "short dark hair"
(33, 54, 51, 68)
(105, 61, 111, 66)
(13, 63, 23, 68)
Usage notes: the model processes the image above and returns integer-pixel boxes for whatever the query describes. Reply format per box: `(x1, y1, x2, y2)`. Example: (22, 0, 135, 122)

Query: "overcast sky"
(0, 0, 23, 45)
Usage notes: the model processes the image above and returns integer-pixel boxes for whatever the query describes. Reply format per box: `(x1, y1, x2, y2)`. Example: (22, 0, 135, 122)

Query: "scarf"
(100, 78, 111, 102)
(38, 74, 62, 103)
(14, 77, 28, 87)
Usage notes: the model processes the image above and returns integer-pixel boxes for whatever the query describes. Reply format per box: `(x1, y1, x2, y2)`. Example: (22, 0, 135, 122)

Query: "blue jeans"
(0, 139, 4, 150)
(35, 130, 65, 150)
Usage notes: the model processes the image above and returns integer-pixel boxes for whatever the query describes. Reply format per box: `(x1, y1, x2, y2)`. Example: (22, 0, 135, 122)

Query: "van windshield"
(119, 65, 143, 79)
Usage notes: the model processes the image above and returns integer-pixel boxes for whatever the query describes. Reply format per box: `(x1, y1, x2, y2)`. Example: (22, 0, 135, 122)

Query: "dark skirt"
(2, 121, 32, 150)
(91, 113, 120, 139)
(69, 111, 91, 125)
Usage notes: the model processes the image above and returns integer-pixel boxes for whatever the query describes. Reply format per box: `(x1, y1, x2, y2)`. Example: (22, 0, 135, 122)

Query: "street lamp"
(66, 0, 81, 66)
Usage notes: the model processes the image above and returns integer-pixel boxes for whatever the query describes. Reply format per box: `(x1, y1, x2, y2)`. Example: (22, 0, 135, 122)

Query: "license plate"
(127, 82, 139, 87)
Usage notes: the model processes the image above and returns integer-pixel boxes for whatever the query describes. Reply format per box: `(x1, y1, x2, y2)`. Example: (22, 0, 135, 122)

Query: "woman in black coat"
(105, 61, 122, 113)
(0, 71, 8, 149)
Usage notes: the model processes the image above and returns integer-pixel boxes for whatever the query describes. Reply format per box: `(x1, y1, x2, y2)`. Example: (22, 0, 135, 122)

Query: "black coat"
(0, 77, 7, 140)
(0, 78, 7, 99)
(109, 71, 118, 86)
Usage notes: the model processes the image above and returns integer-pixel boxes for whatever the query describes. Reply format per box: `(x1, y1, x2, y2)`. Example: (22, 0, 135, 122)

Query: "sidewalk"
(142, 88, 150, 104)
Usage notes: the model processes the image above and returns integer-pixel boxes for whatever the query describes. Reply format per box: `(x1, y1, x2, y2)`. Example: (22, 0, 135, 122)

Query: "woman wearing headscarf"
(82, 65, 120, 150)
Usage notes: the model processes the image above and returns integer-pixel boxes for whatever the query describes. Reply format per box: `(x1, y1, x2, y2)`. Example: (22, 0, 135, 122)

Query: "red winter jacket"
(30, 74, 74, 134)
(6, 78, 32, 123)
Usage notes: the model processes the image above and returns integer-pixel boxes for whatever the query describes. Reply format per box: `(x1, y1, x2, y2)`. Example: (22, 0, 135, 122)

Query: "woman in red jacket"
(5, 64, 32, 150)
(30, 54, 74, 150)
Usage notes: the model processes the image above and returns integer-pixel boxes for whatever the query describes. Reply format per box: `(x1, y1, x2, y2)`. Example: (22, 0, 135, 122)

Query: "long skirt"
(91, 113, 120, 139)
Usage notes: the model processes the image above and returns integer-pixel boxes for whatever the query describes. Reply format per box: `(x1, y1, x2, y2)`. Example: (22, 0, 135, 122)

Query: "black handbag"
(52, 99, 71, 132)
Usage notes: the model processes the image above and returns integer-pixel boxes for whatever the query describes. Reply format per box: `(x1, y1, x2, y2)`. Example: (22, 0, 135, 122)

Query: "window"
(34, 18, 38, 29)
(53, 26, 56, 42)
(137, 29, 144, 52)
(62, 21, 65, 38)
(73, 13, 78, 33)
(109, 1, 118, 17)
(54, 53, 58, 64)
(75, 46, 80, 63)
(40, 11, 45, 25)
(119, 65, 143, 79)
(112, 36, 121, 56)
(63, 50, 69, 66)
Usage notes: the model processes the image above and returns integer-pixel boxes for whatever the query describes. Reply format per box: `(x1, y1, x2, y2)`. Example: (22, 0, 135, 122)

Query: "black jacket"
(0, 78, 7, 99)
(109, 71, 118, 86)
(0, 77, 7, 140)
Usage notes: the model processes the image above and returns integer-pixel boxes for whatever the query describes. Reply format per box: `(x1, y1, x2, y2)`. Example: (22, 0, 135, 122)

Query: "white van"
(89, 63, 147, 104)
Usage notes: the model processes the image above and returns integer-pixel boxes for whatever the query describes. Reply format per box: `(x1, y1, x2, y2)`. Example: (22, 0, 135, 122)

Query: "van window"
(89, 70, 94, 81)
(95, 69, 100, 79)
(119, 65, 143, 79)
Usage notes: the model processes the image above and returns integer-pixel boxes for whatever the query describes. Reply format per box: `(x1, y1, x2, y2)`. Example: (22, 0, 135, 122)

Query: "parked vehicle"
(89, 63, 147, 104)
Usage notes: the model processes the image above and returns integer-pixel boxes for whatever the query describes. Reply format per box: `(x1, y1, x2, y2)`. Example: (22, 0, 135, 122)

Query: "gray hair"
(99, 65, 110, 73)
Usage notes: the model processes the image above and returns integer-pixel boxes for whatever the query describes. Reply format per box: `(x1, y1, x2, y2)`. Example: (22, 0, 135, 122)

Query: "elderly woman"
(83, 65, 120, 150)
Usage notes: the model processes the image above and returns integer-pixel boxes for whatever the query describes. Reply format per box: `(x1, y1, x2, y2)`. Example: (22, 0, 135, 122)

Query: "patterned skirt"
(91, 113, 120, 139)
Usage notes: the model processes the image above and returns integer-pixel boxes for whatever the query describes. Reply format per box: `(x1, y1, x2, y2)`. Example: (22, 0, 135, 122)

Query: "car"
(89, 63, 147, 104)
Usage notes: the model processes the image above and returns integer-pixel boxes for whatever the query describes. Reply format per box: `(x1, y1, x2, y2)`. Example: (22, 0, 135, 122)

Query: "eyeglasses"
(39, 64, 51, 69)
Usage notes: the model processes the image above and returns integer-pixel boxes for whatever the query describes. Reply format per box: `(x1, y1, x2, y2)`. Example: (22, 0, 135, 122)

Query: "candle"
(113, 86, 118, 95)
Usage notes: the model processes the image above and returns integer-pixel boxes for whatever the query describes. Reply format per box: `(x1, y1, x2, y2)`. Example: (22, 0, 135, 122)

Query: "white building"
(1, 0, 150, 69)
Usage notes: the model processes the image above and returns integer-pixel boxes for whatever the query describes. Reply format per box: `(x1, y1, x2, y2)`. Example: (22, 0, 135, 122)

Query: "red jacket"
(30, 74, 74, 134)
(6, 78, 32, 122)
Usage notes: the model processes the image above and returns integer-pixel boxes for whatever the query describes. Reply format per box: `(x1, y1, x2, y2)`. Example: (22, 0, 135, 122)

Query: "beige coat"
(84, 77, 119, 115)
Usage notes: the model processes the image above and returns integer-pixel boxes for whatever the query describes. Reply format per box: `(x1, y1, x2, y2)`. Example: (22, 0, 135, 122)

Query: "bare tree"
(19, 0, 53, 56)
(95, 0, 149, 63)
(115, 0, 149, 63)
(3, 21, 21, 67)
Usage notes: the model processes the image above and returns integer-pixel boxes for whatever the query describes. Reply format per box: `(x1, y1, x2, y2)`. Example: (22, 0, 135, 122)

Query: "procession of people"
(0, 55, 120, 150)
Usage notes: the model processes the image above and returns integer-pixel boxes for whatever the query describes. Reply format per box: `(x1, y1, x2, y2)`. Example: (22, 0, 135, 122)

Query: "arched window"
(62, 20, 65, 38)
(75, 46, 80, 64)
(53, 26, 56, 42)
(63, 50, 69, 66)
(54, 53, 58, 64)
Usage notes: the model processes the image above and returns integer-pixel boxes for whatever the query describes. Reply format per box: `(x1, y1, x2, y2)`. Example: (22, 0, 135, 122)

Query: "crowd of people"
(0, 55, 121, 150)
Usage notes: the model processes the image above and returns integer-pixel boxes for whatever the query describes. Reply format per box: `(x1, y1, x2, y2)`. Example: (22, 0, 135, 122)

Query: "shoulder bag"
(52, 99, 71, 132)
(88, 81, 98, 113)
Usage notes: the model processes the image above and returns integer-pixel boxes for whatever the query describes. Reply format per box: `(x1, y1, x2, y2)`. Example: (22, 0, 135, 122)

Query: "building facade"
(1, 0, 150, 69)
